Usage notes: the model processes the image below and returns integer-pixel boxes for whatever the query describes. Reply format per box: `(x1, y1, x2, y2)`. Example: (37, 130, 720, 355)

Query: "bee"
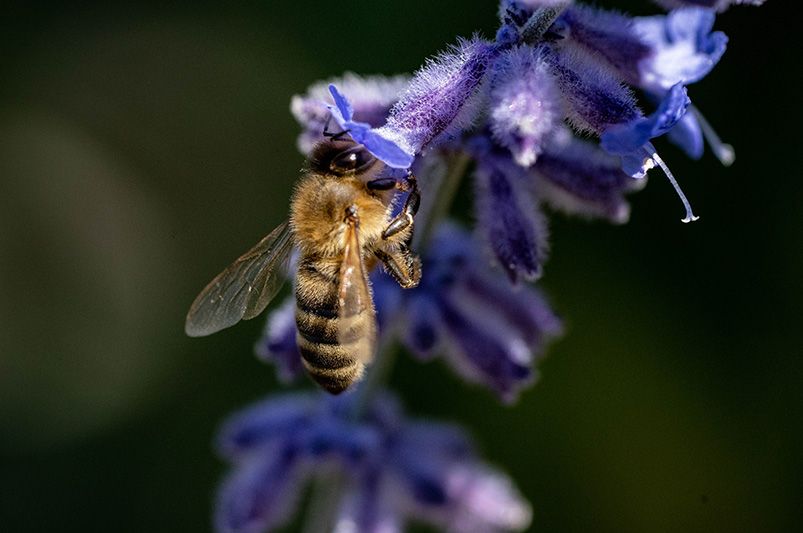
(185, 136, 421, 394)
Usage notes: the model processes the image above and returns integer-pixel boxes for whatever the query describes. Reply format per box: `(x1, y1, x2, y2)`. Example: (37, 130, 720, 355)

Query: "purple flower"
(290, 73, 409, 155)
(634, 8, 728, 92)
(470, 137, 550, 281)
(314, 37, 502, 170)
(556, 4, 653, 87)
(215, 444, 306, 533)
(215, 391, 531, 532)
(254, 297, 304, 383)
(377, 37, 500, 159)
(547, 4, 732, 169)
(517, 0, 574, 7)
(653, 0, 766, 12)
(542, 45, 641, 135)
(328, 84, 415, 168)
(533, 127, 642, 223)
(666, 106, 705, 160)
(489, 46, 563, 166)
(600, 82, 690, 177)
(399, 223, 562, 402)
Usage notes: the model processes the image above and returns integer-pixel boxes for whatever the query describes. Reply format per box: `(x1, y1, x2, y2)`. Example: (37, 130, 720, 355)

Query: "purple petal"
(437, 294, 534, 402)
(291, 74, 408, 155)
(443, 466, 532, 532)
(559, 4, 653, 86)
(327, 84, 414, 169)
(634, 8, 728, 91)
(542, 45, 641, 134)
(620, 147, 656, 179)
(216, 393, 315, 459)
(534, 128, 638, 222)
(517, 0, 574, 6)
(334, 472, 401, 533)
(403, 295, 443, 360)
(667, 109, 704, 160)
(214, 445, 306, 533)
(300, 417, 382, 465)
(329, 84, 355, 121)
(600, 82, 689, 155)
(462, 269, 563, 349)
(389, 423, 473, 508)
(388, 420, 530, 531)
(381, 37, 498, 154)
(653, 0, 764, 12)
(254, 298, 304, 383)
(473, 145, 549, 282)
(362, 129, 415, 168)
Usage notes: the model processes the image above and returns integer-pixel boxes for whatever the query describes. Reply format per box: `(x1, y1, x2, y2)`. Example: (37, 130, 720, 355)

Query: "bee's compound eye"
(330, 147, 375, 174)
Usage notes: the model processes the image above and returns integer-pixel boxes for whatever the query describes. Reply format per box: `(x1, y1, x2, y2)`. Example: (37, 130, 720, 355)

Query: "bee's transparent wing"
(185, 220, 293, 337)
(337, 218, 376, 365)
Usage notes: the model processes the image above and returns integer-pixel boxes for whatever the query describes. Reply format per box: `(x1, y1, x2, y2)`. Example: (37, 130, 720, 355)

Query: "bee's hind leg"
(374, 248, 421, 289)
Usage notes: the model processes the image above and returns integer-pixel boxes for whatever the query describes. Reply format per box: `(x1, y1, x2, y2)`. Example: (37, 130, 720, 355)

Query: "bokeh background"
(1, 1, 800, 531)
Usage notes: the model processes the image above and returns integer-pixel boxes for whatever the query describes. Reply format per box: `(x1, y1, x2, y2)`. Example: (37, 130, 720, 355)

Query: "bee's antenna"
(322, 115, 334, 138)
(322, 114, 352, 142)
(331, 129, 351, 141)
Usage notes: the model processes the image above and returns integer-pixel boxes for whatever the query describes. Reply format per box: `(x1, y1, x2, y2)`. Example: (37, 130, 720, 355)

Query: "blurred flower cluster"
(216, 392, 531, 532)
(217, 0, 766, 531)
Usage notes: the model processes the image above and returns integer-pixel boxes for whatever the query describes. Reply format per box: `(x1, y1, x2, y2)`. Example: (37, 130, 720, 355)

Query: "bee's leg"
(382, 175, 420, 241)
(374, 247, 421, 289)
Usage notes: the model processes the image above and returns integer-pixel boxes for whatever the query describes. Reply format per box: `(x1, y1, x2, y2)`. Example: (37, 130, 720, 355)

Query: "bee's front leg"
(381, 174, 420, 241)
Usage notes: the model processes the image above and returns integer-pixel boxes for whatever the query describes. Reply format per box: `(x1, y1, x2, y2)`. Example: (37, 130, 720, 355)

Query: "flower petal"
(382, 37, 498, 154)
(559, 4, 653, 86)
(542, 45, 641, 134)
(216, 393, 315, 459)
(437, 294, 534, 402)
(634, 8, 727, 91)
(214, 445, 305, 533)
(291, 74, 408, 155)
(534, 128, 638, 222)
(334, 472, 401, 533)
(600, 82, 689, 155)
(667, 110, 704, 160)
(652, 0, 764, 12)
(254, 297, 304, 383)
(327, 84, 415, 169)
(403, 295, 443, 360)
(444, 466, 532, 533)
(473, 145, 549, 282)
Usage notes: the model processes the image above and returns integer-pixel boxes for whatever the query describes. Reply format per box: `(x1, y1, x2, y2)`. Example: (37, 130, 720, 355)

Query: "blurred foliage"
(1, 1, 800, 532)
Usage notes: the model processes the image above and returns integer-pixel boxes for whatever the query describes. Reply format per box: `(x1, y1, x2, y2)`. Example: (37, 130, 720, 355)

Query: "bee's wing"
(185, 220, 293, 337)
(338, 218, 376, 365)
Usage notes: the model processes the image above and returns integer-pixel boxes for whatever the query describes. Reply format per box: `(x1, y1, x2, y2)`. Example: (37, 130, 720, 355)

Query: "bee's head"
(307, 138, 378, 177)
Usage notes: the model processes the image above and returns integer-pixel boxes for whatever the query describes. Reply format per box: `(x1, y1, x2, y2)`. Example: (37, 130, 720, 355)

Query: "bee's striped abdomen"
(294, 258, 367, 394)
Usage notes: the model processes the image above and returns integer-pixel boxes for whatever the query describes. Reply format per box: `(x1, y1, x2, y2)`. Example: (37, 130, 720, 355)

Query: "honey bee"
(185, 136, 421, 394)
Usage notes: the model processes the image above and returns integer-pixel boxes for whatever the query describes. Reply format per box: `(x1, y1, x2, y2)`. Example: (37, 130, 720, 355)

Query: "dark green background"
(1, 1, 800, 531)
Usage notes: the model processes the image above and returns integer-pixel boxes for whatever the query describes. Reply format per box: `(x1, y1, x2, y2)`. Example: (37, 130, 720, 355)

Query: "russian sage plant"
(215, 1, 766, 531)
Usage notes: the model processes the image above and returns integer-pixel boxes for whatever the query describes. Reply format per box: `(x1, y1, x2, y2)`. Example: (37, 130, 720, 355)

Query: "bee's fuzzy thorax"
(290, 174, 390, 257)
